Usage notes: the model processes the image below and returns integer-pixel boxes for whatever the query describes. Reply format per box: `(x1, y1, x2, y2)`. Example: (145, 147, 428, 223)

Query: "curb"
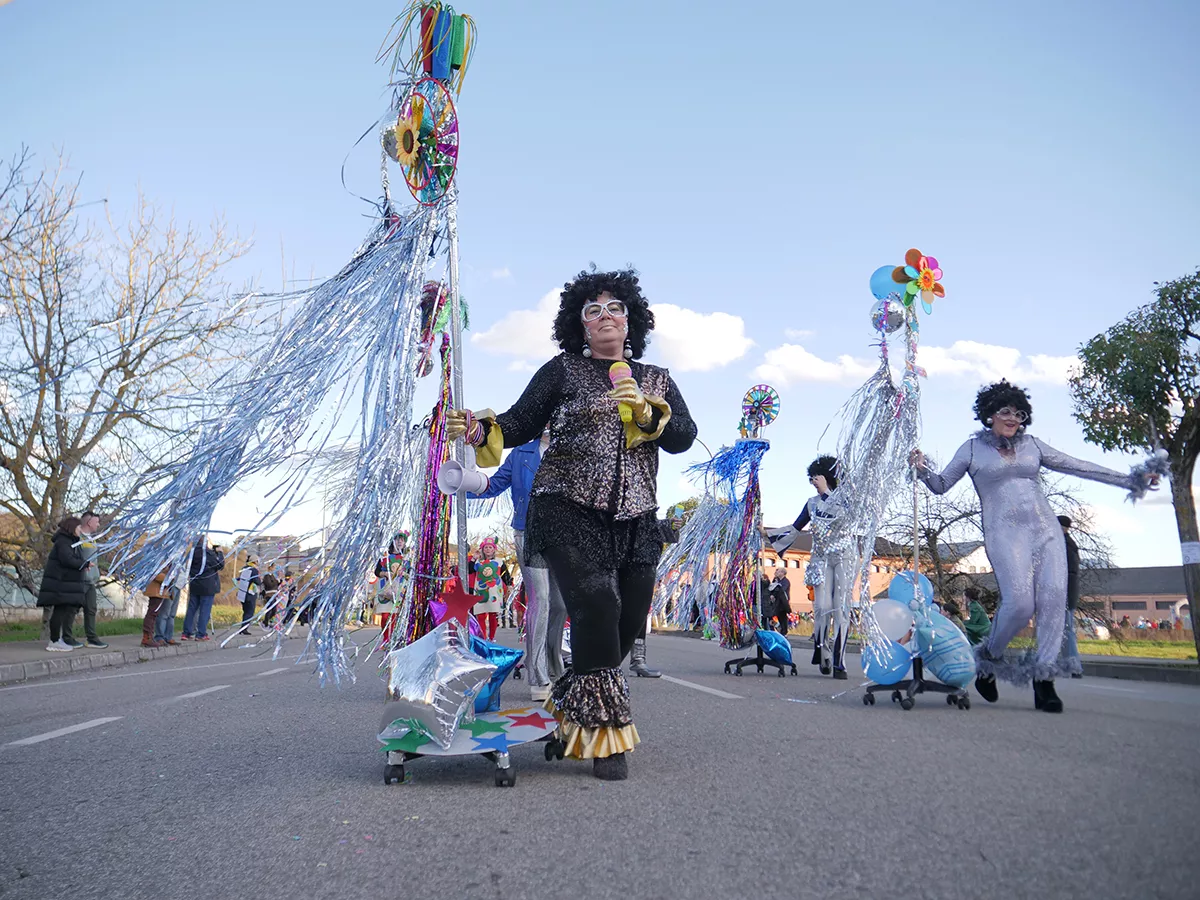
(0, 639, 223, 686)
(1080, 659, 1200, 686)
(658, 629, 1199, 686)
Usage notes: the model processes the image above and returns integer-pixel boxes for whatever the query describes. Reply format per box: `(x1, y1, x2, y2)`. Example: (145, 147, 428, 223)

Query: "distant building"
(758, 529, 910, 615)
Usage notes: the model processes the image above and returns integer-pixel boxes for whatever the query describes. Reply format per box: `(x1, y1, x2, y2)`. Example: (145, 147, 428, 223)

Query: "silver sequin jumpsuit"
(918, 430, 1131, 682)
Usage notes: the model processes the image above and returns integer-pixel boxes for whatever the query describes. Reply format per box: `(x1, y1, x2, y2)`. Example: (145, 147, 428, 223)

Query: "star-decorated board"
(378, 706, 557, 756)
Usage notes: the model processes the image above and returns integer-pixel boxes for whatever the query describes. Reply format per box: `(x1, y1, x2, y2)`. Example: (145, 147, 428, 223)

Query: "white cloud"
(471, 290, 753, 373)
(784, 328, 814, 340)
(919, 341, 1077, 385)
(1085, 503, 1146, 536)
(470, 288, 560, 364)
(648, 303, 754, 372)
(754, 338, 1078, 387)
(754, 343, 876, 386)
(490, 267, 512, 280)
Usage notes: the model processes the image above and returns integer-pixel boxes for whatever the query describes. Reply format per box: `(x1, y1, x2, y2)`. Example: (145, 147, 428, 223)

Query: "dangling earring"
(985, 417, 993, 426)
(582, 342, 592, 358)
(623, 338, 633, 359)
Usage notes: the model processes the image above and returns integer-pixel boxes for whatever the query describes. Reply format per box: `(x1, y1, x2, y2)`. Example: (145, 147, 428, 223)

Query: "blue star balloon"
(469, 635, 524, 713)
(755, 629, 793, 665)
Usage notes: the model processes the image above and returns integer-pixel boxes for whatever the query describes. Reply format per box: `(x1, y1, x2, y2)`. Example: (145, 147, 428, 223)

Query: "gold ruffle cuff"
(623, 394, 671, 450)
(470, 409, 504, 468)
(543, 698, 641, 759)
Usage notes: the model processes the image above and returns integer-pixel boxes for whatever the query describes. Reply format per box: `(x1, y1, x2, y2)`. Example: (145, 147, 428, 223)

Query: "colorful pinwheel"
(891, 249, 945, 314)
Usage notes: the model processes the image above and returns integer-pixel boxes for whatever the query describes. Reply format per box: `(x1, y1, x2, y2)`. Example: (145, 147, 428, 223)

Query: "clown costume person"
(446, 268, 697, 781)
(910, 380, 1160, 713)
(472, 538, 509, 640)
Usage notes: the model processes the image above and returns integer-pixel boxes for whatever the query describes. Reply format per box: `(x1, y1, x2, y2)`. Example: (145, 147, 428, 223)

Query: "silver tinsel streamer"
(829, 326, 923, 668)
(110, 204, 442, 684)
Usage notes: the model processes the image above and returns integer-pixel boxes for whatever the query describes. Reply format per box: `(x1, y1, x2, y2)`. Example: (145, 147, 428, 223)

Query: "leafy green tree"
(1069, 268, 1200, 661)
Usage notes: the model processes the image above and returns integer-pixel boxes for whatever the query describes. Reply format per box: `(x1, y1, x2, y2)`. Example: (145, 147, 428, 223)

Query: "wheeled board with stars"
(378, 705, 559, 787)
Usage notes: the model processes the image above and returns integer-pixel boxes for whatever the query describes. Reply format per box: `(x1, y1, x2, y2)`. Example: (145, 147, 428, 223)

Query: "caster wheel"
(513, 669, 522, 680)
(958, 696, 971, 710)
(777, 669, 786, 678)
(947, 695, 956, 705)
(543, 739, 565, 761)
(734, 669, 742, 677)
(900, 697, 914, 711)
(495, 768, 517, 787)
(384, 764, 405, 785)
(724, 664, 732, 674)
(891, 690, 901, 703)
(790, 665, 798, 675)
(862, 693, 874, 706)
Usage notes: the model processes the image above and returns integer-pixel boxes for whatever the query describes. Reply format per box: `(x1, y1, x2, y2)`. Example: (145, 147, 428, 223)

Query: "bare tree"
(0, 150, 258, 593)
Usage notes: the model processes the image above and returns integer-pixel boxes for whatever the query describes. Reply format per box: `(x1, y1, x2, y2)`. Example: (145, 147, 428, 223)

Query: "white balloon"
(871, 599, 915, 642)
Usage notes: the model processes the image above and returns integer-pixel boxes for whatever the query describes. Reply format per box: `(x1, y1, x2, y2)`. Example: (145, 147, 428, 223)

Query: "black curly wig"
(807, 455, 839, 490)
(552, 267, 655, 359)
(973, 379, 1033, 427)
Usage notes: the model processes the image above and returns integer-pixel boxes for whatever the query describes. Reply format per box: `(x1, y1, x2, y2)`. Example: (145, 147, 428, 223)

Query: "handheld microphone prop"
(608, 361, 633, 423)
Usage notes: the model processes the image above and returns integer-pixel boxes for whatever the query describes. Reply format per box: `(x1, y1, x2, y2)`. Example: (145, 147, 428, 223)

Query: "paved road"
(1, 632, 1196, 900)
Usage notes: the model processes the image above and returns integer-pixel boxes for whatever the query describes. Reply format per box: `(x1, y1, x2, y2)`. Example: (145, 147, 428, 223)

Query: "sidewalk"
(0, 631, 225, 685)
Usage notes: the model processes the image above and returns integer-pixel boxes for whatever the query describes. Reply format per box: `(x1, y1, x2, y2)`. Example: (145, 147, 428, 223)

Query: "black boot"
(810, 641, 821, 666)
(975, 673, 999, 703)
(629, 639, 661, 678)
(1033, 680, 1064, 713)
(593, 752, 628, 781)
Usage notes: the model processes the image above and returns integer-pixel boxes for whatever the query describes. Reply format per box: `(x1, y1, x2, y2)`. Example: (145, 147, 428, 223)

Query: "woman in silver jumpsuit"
(911, 380, 1153, 713)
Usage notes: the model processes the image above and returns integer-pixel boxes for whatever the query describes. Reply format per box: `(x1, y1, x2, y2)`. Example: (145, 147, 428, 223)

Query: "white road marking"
(1075, 683, 1144, 694)
(6, 717, 123, 746)
(0, 655, 302, 694)
(254, 667, 289, 678)
(660, 674, 743, 700)
(169, 684, 231, 701)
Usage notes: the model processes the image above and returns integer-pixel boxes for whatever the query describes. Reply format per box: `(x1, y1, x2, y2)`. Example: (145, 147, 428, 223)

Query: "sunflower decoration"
(891, 248, 945, 314)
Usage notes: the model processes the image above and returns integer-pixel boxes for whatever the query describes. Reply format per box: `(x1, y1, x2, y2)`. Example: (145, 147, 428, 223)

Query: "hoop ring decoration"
(742, 384, 781, 430)
(390, 77, 460, 206)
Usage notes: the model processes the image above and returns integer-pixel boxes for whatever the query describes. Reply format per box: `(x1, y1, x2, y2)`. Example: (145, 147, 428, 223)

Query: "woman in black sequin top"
(448, 268, 696, 780)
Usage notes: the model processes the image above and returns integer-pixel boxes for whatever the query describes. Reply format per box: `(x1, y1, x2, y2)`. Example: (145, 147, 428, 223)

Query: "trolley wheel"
(723, 663, 732, 674)
(777, 668, 786, 678)
(495, 768, 517, 787)
(899, 697, 915, 711)
(946, 694, 957, 705)
(513, 668, 522, 680)
(957, 695, 971, 710)
(384, 764, 405, 785)
(891, 690, 902, 703)
(543, 738, 565, 761)
(790, 665, 798, 675)
(863, 693, 875, 706)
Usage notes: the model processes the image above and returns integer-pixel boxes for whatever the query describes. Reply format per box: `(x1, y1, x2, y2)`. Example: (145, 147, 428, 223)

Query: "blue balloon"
(469, 636, 524, 713)
(755, 629, 793, 665)
(888, 570, 933, 607)
(870, 264, 903, 301)
(862, 638, 912, 685)
(918, 611, 976, 688)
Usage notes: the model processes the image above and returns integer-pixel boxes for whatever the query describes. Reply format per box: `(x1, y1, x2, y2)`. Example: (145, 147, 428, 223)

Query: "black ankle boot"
(592, 752, 628, 781)
(811, 643, 821, 666)
(975, 674, 999, 703)
(1033, 680, 1063, 713)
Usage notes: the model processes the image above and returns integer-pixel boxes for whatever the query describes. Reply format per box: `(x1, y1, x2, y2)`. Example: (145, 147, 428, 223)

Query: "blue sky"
(3, 0, 1198, 564)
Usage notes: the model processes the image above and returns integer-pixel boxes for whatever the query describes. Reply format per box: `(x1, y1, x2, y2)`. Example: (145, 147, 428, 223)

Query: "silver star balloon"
(382, 621, 496, 749)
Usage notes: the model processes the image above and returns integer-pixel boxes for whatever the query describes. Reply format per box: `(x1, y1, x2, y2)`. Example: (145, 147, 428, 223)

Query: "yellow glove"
(445, 409, 485, 445)
(608, 378, 653, 427)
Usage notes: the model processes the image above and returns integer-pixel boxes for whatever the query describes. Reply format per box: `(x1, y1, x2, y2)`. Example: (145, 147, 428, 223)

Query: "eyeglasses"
(581, 299, 627, 322)
(993, 407, 1028, 423)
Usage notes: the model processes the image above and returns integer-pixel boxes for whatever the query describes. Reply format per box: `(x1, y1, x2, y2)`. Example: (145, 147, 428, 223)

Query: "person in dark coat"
(183, 537, 225, 641)
(767, 568, 791, 635)
(1058, 515, 1083, 677)
(37, 516, 89, 651)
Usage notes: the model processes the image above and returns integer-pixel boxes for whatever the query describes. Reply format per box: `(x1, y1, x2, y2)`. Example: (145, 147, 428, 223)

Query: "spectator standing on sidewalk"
(963, 586, 992, 647)
(37, 516, 89, 652)
(77, 511, 109, 649)
(142, 566, 171, 647)
(260, 569, 280, 627)
(1058, 515, 1083, 678)
(183, 538, 225, 641)
(153, 565, 184, 645)
(235, 557, 262, 636)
